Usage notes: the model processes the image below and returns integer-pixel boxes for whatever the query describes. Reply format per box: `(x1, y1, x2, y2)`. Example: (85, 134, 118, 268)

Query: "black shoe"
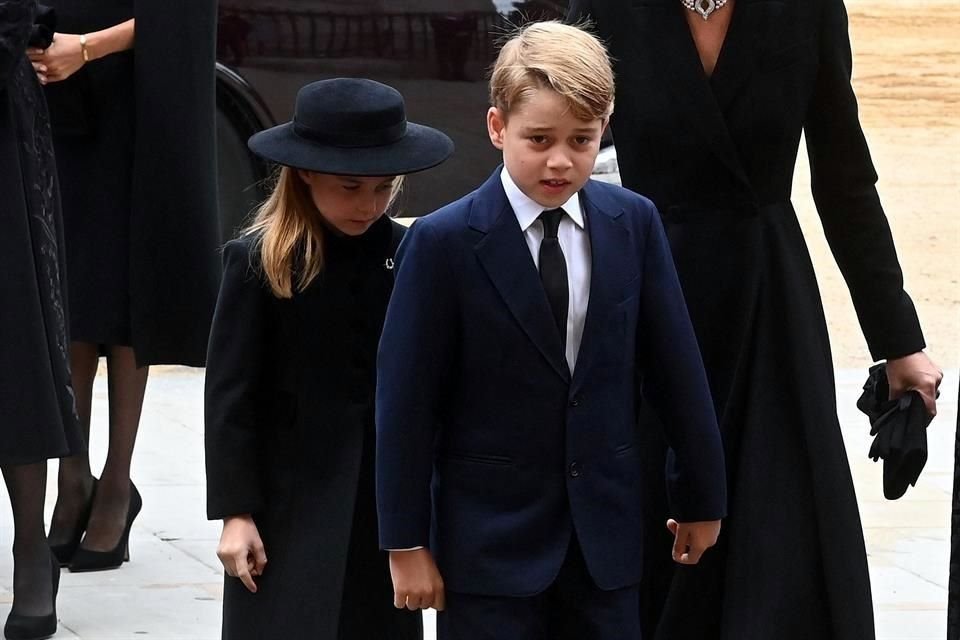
(68, 482, 142, 573)
(49, 478, 98, 567)
(3, 550, 59, 640)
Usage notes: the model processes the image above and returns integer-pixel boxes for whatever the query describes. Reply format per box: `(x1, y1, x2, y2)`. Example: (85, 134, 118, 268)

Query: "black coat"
(204, 217, 421, 640)
(44, 0, 220, 366)
(568, 1, 924, 639)
(0, 0, 82, 465)
(950, 399, 960, 640)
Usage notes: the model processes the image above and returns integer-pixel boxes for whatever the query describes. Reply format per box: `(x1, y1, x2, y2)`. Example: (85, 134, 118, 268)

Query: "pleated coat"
(567, 1, 925, 638)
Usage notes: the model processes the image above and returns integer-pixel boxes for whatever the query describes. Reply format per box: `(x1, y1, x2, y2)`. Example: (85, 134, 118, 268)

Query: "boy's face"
(487, 88, 607, 209)
(297, 171, 397, 236)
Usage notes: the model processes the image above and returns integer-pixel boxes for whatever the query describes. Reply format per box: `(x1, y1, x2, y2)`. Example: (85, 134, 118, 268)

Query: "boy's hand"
(218, 514, 267, 593)
(666, 518, 721, 565)
(389, 549, 446, 611)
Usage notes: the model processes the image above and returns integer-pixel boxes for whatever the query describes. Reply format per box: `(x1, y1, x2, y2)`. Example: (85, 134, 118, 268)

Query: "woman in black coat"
(205, 78, 453, 639)
(26, 0, 220, 572)
(567, 1, 943, 638)
(1, 1, 82, 637)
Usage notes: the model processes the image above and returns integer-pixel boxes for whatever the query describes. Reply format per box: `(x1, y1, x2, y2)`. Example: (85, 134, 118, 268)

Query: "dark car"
(214, 0, 584, 241)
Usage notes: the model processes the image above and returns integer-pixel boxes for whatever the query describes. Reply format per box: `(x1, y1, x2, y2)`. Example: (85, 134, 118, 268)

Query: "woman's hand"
(217, 514, 268, 593)
(886, 351, 943, 416)
(27, 33, 84, 84)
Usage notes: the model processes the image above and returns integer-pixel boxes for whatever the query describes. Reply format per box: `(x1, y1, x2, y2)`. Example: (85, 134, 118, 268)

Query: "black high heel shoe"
(3, 549, 60, 640)
(48, 478, 97, 567)
(68, 482, 142, 573)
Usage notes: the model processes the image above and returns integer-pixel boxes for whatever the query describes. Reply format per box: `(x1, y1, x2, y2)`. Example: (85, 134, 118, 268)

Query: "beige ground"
(794, 0, 960, 368)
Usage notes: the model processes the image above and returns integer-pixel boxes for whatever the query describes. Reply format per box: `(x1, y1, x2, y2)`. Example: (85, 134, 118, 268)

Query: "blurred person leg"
(2, 462, 55, 619)
(48, 342, 98, 563)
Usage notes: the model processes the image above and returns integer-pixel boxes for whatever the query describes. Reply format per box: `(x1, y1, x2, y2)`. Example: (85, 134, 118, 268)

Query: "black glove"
(28, 4, 56, 49)
(856, 363, 934, 500)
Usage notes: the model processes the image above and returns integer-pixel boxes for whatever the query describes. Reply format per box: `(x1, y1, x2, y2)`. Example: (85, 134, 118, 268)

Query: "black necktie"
(538, 208, 568, 352)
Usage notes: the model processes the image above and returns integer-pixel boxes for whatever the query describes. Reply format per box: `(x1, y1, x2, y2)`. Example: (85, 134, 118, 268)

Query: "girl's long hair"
(244, 167, 403, 299)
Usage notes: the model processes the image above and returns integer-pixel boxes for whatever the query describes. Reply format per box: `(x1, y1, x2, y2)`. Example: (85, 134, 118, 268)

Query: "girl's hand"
(666, 518, 721, 565)
(886, 351, 943, 416)
(217, 514, 267, 593)
(27, 33, 85, 84)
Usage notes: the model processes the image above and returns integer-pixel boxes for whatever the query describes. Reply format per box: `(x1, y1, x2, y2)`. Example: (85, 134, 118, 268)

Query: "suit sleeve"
(804, 0, 924, 361)
(204, 240, 268, 520)
(376, 220, 458, 549)
(636, 203, 727, 522)
(0, 0, 35, 86)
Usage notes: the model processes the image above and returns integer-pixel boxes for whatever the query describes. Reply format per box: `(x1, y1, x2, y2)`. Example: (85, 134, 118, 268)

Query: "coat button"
(569, 461, 581, 478)
(570, 398, 580, 407)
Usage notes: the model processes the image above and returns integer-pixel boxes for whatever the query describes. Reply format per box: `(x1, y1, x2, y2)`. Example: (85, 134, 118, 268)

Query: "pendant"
(696, 0, 716, 19)
(681, 0, 727, 21)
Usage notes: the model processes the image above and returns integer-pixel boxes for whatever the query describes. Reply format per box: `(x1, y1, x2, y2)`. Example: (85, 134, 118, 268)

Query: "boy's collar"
(499, 168, 584, 232)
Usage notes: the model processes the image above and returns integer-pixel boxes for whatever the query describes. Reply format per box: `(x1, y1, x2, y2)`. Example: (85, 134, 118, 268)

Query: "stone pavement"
(1, 368, 955, 640)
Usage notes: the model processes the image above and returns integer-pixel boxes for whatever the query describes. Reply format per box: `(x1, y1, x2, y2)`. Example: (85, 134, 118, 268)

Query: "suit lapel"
(470, 171, 570, 383)
(627, 0, 751, 189)
(570, 182, 635, 395)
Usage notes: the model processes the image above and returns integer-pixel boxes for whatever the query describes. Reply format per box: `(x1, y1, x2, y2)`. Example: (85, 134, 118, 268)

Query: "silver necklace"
(681, 0, 729, 20)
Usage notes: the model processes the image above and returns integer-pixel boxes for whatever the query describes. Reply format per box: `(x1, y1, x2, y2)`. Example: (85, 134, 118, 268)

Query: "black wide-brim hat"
(248, 78, 454, 176)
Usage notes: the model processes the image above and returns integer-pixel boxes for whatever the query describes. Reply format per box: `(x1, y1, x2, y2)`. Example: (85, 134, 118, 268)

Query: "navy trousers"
(437, 535, 641, 640)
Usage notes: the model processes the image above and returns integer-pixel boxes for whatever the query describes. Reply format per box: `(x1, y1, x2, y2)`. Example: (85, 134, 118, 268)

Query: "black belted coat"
(568, 1, 925, 638)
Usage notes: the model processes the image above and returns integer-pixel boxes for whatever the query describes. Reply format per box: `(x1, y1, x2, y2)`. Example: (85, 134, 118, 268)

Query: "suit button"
(569, 461, 581, 478)
(570, 398, 580, 407)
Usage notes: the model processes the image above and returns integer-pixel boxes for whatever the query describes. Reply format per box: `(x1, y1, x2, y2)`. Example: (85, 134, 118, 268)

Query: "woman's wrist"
(84, 19, 135, 62)
(223, 513, 254, 525)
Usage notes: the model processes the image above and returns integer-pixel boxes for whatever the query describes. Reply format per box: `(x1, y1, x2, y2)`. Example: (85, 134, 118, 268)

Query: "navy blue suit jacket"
(376, 170, 726, 596)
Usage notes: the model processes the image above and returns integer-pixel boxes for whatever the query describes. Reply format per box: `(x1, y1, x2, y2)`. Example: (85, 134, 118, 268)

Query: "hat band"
(293, 120, 407, 149)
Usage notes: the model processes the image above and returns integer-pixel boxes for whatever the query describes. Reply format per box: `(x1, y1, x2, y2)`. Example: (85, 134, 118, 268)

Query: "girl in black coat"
(567, 1, 944, 639)
(204, 78, 453, 640)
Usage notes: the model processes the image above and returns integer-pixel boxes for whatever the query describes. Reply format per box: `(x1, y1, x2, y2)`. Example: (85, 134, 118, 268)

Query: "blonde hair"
(244, 167, 403, 299)
(489, 21, 614, 121)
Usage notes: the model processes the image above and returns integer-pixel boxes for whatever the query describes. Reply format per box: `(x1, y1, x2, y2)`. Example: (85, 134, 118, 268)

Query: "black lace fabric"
(1, 0, 81, 462)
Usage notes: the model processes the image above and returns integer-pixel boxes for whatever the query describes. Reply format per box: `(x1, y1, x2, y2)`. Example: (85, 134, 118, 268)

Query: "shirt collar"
(500, 167, 584, 232)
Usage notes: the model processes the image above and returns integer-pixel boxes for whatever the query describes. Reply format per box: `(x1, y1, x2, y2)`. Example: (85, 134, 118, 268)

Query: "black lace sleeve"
(0, 0, 35, 86)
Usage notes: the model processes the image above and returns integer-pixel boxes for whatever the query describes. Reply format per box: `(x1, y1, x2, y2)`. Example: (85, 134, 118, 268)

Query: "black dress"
(568, 1, 925, 639)
(0, 0, 82, 465)
(43, 0, 220, 366)
(45, 0, 134, 346)
(205, 216, 422, 640)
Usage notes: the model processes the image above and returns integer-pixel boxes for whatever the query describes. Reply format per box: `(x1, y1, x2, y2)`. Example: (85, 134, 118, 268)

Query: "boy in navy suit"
(376, 21, 727, 638)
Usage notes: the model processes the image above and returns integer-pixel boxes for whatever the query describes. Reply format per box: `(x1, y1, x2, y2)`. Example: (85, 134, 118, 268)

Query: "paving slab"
(0, 368, 955, 639)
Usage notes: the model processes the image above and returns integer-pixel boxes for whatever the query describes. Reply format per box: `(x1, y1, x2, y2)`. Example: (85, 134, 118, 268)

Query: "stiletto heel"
(68, 482, 141, 573)
(3, 549, 59, 640)
(48, 478, 97, 567)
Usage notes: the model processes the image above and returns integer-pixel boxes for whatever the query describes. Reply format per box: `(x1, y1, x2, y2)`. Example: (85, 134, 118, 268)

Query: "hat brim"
(248, 121, 454, 177)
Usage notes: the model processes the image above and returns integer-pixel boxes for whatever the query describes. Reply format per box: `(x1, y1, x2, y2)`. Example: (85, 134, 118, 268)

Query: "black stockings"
(2, 463, 54, 617)
(49, 342, 148, 553)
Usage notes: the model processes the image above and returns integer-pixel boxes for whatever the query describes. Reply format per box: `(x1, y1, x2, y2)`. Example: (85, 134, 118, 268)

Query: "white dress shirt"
(500, 168, 592, 373)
